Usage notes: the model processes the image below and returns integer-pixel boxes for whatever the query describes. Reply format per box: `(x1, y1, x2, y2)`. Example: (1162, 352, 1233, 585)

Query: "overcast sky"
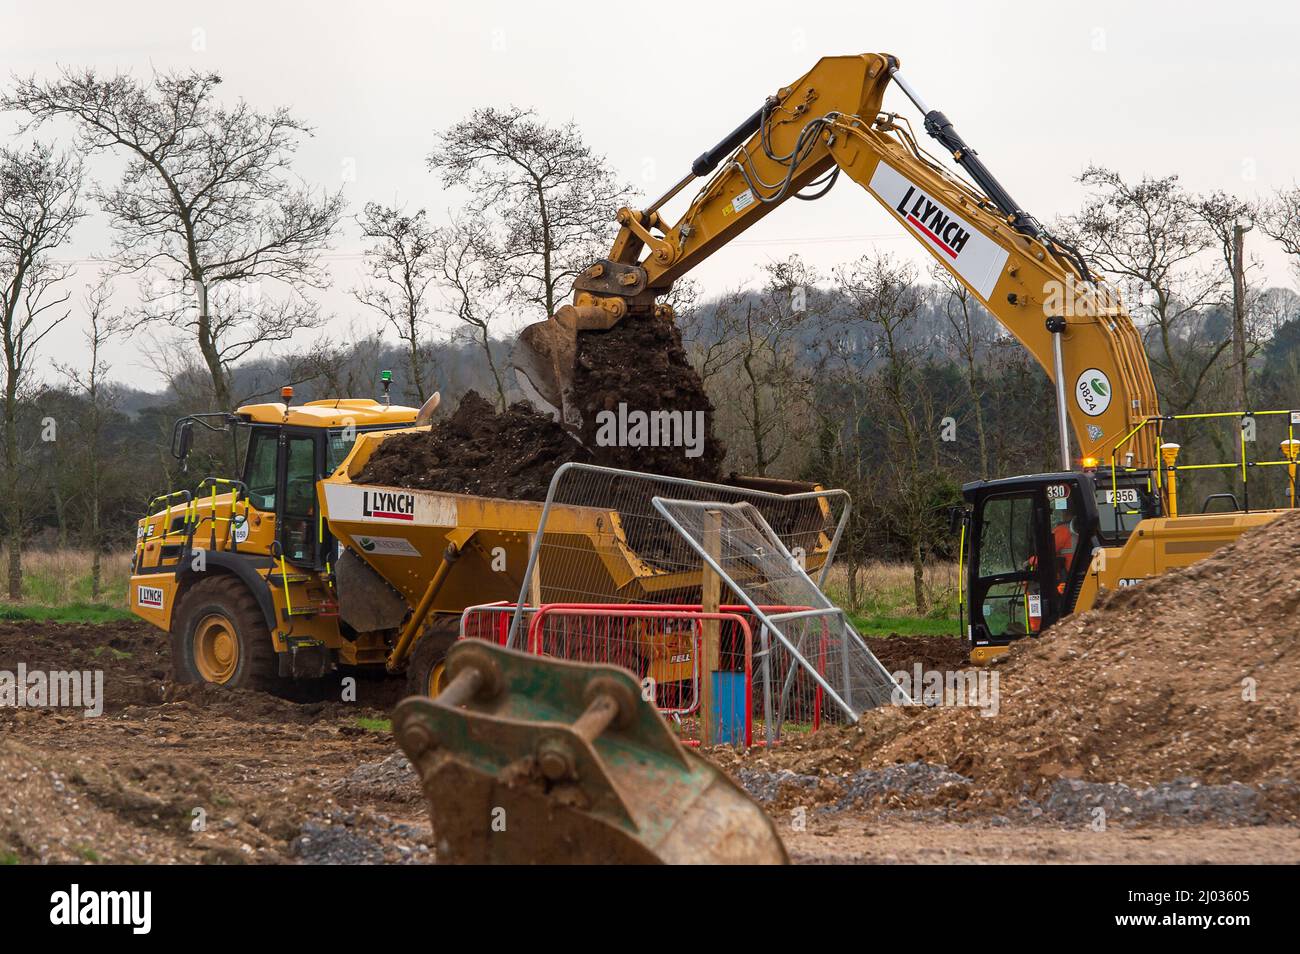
(4, 0, 1297, 391)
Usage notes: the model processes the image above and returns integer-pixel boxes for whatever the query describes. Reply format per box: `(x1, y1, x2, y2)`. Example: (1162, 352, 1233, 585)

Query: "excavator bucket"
(392, 640, 789, 865)
(512, 302, 626, 427)
(512, 314, 576, 423)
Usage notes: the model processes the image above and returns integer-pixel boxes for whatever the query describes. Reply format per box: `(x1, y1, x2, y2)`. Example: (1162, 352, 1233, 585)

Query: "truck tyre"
(405, 614, 461, 697)
(171, 575, 278, 690)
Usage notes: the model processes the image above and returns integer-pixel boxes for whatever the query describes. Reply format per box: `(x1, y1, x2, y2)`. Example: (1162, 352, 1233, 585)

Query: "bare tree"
(712, 257, 821, 475)
(1198, 190, 1259, 407)
(1260, 183, 1300, 282)
(1064, 167, 1226, 413)
(354, 202, 438, 403)
(300, 326, 389, 406)
(679, 281, 745, 391)
(54, 281, 122, 599)
(0, 142, 84, 598)
(5, 68, 345, 410)
(428, 106, 627, 322)
(430, 216, 509, 410)
(835, 252, 935, 613)
(932, 263, 993, 477)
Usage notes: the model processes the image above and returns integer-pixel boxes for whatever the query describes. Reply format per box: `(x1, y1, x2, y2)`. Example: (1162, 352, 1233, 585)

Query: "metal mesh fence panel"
(651, 497, 904, 720)
(494, 463, 898, 738)
(507, 464, 849, 634)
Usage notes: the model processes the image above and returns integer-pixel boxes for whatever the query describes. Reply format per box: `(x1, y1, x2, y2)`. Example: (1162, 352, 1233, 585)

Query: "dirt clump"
(864, 634, 970, 676)
(735, 510, 1300, 814)
(355, 390, 591, 502)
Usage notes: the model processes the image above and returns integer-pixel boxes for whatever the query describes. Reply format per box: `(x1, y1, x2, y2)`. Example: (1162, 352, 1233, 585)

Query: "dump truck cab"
(230, 398, 419, 568)
(130, 389, 421, 688)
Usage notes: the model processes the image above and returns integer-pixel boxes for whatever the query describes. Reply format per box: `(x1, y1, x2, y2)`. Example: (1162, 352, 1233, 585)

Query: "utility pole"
(1231, 222, 1252, 410)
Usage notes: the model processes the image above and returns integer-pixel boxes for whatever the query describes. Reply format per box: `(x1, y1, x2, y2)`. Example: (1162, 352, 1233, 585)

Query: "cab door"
(969, 490, 1050, 646)
(967, 477, 1095, 649)
(278, 431, 323, 567)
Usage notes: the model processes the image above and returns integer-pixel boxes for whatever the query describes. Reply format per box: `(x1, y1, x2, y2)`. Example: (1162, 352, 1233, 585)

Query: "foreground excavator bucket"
(392, 640, 788, 865)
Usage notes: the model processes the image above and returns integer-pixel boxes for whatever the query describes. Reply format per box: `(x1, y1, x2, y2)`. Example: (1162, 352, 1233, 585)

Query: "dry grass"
(821, 560, 959, 619)
(10, 548, 959, 630)
(12, 549, 133, 607)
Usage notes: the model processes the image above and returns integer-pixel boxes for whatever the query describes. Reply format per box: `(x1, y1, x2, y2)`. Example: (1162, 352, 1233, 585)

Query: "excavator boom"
(514, 53, 1161, 469)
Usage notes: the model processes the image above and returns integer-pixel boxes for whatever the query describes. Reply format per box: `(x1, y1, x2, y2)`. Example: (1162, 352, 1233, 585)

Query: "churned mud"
(2, 582, 1296, 864)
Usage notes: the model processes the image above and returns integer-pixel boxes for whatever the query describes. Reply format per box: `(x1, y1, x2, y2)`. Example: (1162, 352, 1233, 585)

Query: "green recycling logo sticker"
(1075, 368, 1113, 417)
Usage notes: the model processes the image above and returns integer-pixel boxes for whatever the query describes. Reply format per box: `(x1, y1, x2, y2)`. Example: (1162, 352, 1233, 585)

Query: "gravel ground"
(733, 762, 1299, 829)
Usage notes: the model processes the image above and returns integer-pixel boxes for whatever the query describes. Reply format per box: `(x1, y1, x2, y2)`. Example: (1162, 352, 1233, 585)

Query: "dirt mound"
(0, 736, 312, 863)
(572, 310, 724, 482)
(355, 390, 591, 502)
(742, 510, 1300, 808)
(0, 617, 425, 864)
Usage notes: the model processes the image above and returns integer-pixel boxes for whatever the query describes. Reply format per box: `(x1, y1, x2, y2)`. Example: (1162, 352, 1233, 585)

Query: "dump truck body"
(129, 406, 831, 690)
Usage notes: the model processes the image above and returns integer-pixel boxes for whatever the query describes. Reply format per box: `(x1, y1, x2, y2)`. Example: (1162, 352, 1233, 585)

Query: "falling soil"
(571, 309, 725, 482)
(727, 510, 1300, 821)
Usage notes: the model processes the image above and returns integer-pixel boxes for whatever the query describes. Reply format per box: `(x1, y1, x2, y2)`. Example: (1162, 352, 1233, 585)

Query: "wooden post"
(526, 532, 543, 607)
(699, 510, 722, 746)
(1231, 222, 1251, 411)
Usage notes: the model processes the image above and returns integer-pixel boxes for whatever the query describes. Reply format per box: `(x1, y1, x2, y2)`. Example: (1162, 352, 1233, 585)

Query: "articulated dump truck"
(129, 391, 832, 696)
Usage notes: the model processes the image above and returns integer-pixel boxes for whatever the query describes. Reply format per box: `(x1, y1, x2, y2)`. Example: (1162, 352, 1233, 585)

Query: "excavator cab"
(960, 469, 1165, 654)
(960, 473, 1105, 653)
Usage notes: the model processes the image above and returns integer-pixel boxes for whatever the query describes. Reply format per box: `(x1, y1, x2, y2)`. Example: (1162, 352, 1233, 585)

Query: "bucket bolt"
(533, 676, 637, 782)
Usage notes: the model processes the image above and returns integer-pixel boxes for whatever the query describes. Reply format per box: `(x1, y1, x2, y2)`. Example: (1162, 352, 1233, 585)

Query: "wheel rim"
(194, 613, 240, 684)
(426, 659, 447, 697)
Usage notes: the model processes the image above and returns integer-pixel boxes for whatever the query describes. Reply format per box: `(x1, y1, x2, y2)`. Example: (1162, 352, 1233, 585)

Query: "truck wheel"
(406, 615, 461, 697)
(171, 576, 277, 690)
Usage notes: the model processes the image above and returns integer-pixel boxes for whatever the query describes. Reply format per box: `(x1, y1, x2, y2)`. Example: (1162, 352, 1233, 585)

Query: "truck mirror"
(947, 505, 966, 534)
(173, 420, 195, 461)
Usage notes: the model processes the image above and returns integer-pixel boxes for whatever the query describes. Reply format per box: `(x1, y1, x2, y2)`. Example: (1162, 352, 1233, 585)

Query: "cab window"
(978, 494, 1037, 575)
(1095, 480, 1147, 543)
(974, 492, 1042, 640)
(281, 435, 319, 564)
(243, 430, 279, 511)
(326, 429, 356, 474)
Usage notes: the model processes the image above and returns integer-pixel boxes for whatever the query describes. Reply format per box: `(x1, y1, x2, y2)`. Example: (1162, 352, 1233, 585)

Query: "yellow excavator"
(513, 51, 1298, 664)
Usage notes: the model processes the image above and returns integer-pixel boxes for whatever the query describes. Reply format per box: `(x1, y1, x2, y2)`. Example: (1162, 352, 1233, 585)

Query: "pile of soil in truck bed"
(355, 390, 591, 502)
(357, 312, 725, 500)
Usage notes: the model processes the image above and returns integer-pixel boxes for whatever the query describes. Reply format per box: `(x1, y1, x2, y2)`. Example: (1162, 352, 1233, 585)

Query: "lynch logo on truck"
(868, 162, 1009, 301)
(361, 490, 416, 521)
(137, 586, 164, 609)
(322, 482, 458, 527)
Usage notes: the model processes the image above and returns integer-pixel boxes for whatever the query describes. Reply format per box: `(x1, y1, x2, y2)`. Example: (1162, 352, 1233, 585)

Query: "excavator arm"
(514, 53, 1160, 470)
